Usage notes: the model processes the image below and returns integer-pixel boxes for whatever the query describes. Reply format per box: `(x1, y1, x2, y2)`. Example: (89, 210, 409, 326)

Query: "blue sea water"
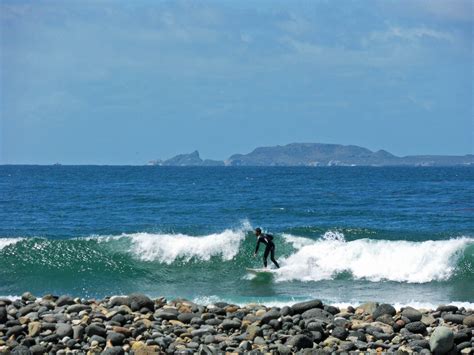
(1, 166, 473, 307)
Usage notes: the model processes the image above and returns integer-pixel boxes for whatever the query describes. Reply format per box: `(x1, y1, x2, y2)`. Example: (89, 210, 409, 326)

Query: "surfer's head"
(255, 227, 262, 236)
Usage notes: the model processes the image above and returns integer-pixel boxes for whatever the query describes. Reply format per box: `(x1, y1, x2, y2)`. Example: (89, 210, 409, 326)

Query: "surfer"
(253, 228, 280, 268)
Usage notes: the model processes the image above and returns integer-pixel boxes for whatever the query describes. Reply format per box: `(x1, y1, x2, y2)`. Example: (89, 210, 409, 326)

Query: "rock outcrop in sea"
(1, 293, 472, 354)
(148, 143, 474, 167)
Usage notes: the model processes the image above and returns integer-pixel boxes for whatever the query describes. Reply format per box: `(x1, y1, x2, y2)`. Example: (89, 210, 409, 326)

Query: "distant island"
(147, 143, 474, 167)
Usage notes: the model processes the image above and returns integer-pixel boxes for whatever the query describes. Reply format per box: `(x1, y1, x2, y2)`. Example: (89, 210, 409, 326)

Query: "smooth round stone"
(401, 307, 422, 322)
(372, 304, 396, 319)
(56, 323, 73, 338)
(430, 326, 454, 354)
(107, 332, 125, 346)
(405, 321, 427, 334)
(332, 326, 348, 340)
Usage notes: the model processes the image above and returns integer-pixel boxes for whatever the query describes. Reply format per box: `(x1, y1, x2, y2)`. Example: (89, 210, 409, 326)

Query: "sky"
(1, 0, 473, 165)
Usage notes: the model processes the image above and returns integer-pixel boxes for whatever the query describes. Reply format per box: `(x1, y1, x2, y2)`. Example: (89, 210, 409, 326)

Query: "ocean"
(1, 165, 473, 308)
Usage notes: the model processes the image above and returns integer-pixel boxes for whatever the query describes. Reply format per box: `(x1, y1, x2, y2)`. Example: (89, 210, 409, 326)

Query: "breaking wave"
(1, 227, 472, 285)
(276, 232, 473, 283)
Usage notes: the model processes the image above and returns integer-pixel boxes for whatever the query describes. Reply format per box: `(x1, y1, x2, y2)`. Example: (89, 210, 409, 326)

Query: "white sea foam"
(276, 233, 473, 283)
(0, 238, 23, 250)
(127, 224, 250, 263)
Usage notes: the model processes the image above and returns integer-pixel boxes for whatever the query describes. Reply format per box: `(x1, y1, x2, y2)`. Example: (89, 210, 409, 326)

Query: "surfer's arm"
(254, 238, 261, 254)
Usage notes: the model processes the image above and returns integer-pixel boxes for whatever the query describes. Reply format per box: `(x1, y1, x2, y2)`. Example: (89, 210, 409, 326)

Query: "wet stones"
(0, 293, 472, 355)
(291, 299, 323, 314)
(372, 303, 396, 319)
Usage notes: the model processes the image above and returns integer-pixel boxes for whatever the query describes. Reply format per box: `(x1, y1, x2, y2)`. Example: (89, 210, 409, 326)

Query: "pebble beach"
(1, 293, 473, 354)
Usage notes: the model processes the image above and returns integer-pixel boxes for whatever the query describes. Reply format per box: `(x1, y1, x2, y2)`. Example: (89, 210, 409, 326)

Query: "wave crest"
(276, 234, 473, 283)
(128, 229, 246, 263)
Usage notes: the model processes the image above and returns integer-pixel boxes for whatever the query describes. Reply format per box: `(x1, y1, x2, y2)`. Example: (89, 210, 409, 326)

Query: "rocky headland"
(1, 293, 473, 354)
(148, 143, 474, 167)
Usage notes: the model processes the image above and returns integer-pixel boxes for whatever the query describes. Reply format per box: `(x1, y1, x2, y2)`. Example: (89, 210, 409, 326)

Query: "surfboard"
(246, 267, 275, 274)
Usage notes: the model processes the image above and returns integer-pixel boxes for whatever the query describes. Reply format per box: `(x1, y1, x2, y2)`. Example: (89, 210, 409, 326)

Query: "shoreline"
(1, 293, 473, 354)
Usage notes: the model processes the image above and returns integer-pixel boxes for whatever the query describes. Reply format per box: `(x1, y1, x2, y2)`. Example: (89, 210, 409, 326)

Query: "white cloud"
(368, 26, 454, 43)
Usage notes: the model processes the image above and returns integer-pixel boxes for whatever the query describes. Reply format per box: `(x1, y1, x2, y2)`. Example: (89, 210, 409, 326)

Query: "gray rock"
(154, 309, 178, 320)
(454, 331, 471, 344)
(277, 344, 292, 355)
(21, 292, 36, 302)
(18, 304, 37, 317)
(405, 321, 427, 334)
(260, 309, 280, 324)
(372, 303, 396, 319)
(43, 333, 59, 343)
(24, 312, 39, 322)
(354, 340, 368, 350)
(340, 341, 356, 351)
(311, 330, 324, 343)
(332, 326, 348, 340)
(109, 296, 130, 307)
(56, 323, 73, 338)
(187, 342, 199, 349)
(11, 345, 31, 355)
(178, 312, 196, 324)
(430, 326, 454, 354)
(205, 318, 222, 326)
(463, 314, 474, 327)
(73, 325, 84, 340)
(291, 299, 323, 314)
(365, 325, 383, 335)
(348, 330, 366, 342)
(0, 307, 7, 323)
(306, 321, 324, 332)
(86, 323, 107, 337)
(65, 339, 77, 348)
(442, 313, 465, 324)
(357, 302, 379, 314)
(268, 319, 281, 330)
(55, 295, 75, 307)
(376, 314, 395, 325)
(457, 342, 472, 351)
(372, 331, 394, 341)
(245, 324, 262, 340)
(89, 334, 106, 345)
(197, 344, 216, 355)
(286, 334, 313, 350)
(66, 304, 91, 313)
(102, 346, 125, 355)
(29, 345, 46, 355)
(111, 313, 126, 325)
(204, 334, 215, 344)
(436, 305, 458, 313)
(0, 298, 12, 305)
(6, 325, 25, 337)
(191, 326, 216, 337)
(128, 293, 154, 312)
(280, 306, 293, 316)
(21, 338, 35, 347)
(107, 332, 125, 346)
(410, 339, 430, 349)
(324, 305, 340, 315)
(238, 340, 251, 351)
(191, 317, 204, 326)
(220, 319, 241, 330)
(401, 306, 422, 322)
(301, 308, 334, 323)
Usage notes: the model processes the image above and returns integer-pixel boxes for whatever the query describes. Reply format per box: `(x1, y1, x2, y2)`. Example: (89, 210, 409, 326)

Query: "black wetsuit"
(255, 233, 280, 268)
